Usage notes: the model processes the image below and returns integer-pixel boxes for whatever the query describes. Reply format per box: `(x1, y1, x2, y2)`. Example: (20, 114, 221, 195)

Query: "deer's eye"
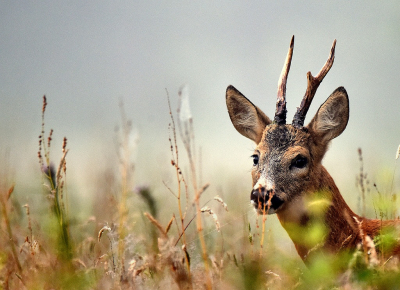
(290, 155, 308, 169)
(251, 154, 259, 166)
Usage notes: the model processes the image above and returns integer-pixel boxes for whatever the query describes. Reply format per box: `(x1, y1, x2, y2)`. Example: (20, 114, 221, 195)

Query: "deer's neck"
(276, 166, 359, 262)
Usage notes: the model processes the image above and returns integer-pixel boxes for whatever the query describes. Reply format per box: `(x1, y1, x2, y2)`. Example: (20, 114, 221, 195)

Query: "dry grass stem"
(213, 195, 228, 211)
(7, 184, 15, 201)
(196, 183, 210, 200)
(166, 89, 192, 277)
(357, 148, 367, 217)
(353, 216, 369, 264)
(98, 225, 112, 242)
(201, 206, 221, 232)
(0, 184, 22, 272)
(163, 180, 178, 198)
(165, 214, 175, 234)
(144, 212, 167, 238)
(259, 187, 273, 257)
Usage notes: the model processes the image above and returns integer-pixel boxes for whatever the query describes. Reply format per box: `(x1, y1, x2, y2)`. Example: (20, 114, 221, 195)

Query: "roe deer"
(226, 36, 400, 264)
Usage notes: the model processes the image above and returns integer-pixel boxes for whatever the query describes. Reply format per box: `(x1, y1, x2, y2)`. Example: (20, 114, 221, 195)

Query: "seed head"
(201, 206, 221, 232)
(214, 195, 228, 211)
(47, 129, 53, 147)
(42, 95, 47, 113)
(62, 137, 67, 153)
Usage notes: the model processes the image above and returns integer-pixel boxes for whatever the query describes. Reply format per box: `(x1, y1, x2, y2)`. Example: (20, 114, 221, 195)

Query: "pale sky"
(1, 1, 399, 210)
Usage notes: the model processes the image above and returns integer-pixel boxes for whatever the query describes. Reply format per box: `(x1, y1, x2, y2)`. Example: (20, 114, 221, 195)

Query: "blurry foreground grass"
(0, 93, 399, 289)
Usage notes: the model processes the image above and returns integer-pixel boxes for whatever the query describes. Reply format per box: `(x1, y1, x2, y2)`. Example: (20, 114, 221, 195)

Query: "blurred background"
(1, 1, 399, 240)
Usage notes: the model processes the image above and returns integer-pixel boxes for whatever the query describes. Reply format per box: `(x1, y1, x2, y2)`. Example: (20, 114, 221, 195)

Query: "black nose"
(250, 187, 284, 211)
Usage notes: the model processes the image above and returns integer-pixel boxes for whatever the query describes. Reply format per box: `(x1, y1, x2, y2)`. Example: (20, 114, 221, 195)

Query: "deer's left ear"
(307, 87, 349, 143)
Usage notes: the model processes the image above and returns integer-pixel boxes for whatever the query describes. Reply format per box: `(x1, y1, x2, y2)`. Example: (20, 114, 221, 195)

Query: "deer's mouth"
(250, 189, 284, 214)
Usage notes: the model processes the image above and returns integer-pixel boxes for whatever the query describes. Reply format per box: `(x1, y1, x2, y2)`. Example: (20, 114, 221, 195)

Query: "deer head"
(226, 36, 400, 263)
(226, 36, 349, 217)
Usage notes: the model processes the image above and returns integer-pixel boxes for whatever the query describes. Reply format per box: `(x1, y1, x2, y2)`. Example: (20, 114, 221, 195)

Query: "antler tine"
(292, 39, 337, 128)
(274, 35, 294, 125)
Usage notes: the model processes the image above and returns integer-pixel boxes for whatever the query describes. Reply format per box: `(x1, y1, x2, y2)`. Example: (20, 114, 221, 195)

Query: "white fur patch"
(235, 111, 256, 128)
(253, 174, 273, 191)
(316, 108, 340, 132)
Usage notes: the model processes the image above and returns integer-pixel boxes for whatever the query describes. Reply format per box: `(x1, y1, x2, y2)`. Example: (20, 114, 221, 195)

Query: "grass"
(0, 92, 399, 289)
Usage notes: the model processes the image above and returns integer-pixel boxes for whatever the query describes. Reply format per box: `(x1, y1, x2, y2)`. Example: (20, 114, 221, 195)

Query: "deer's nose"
(251, 187, 273, 208)
(251, 186, 271, 199)
(250, 187, 284, 212)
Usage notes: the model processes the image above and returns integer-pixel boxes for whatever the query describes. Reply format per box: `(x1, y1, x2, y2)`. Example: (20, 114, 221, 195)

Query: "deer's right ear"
(226, 85, 271, 144)
(307, 86, 349, 143)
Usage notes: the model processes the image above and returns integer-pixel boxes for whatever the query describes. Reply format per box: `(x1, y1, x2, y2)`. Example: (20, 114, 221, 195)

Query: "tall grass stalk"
(115, 100, 137, 280)
(177, 86, 212, 289)
(259, 189, 273, 257)
(0, 150, 22, 273)
(0, 184, 21, 272)
(166, 86, 212, 288)
(357, 148, 367, 217)
(38, 96, 73, 261)
(167, 90, 190, 276)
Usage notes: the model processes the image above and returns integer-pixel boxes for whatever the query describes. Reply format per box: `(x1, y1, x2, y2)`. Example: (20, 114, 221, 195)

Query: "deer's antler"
(292, 39, 336, 128)
(274, 35, 294, 125)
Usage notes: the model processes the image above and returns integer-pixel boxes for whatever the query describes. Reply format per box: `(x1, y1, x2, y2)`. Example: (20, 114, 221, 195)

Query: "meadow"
(0, 92, 399, 290)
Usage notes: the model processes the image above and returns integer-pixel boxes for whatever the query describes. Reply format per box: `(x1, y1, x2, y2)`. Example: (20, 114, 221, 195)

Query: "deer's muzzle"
(250, 187, 284, 214)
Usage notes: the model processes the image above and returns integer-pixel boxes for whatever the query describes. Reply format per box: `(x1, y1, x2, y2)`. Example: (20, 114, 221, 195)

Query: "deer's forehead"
(259, 124, 309, 151)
